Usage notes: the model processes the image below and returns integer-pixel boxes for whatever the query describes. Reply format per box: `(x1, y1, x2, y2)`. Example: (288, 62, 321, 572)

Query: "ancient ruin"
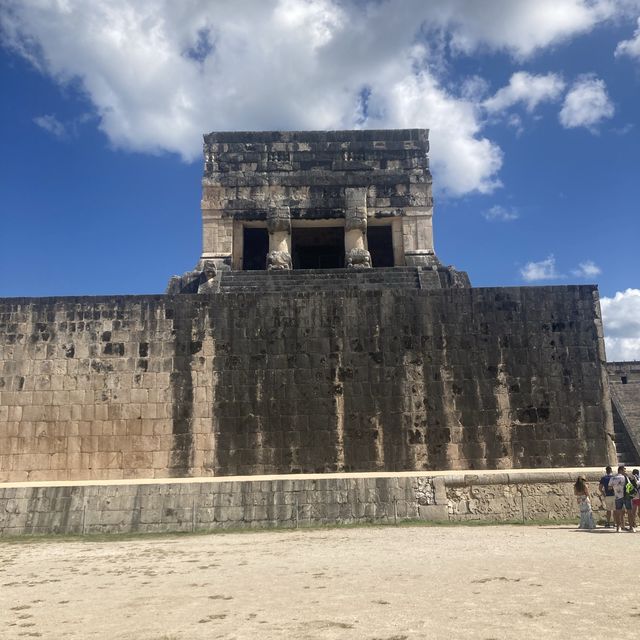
(0, 129, 624, 487)
(607, 361, 640, 463)
(202, 129, 443, 272)
(167, 129, 469, 294)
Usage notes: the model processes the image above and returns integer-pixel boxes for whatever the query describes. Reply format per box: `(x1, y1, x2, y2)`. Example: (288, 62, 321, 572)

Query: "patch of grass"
(0, 516, 579, 544)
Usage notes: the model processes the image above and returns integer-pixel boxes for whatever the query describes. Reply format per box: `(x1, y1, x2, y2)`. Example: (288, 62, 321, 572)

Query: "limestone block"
(417, 504, 448, 520)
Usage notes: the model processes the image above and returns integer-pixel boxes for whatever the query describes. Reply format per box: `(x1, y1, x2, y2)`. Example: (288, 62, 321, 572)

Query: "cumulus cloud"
(520, 255, 563, 282)
(572, 260, 602, 278)
(559, 75, 614, 130)
(483, 205, 519, 221)
(430, 0, 615, 57)
(0, 0, 509, 195)
(365, 63, 503, 195)
(615, 17, 640, 59)
(601, 289, 640, 361)
(483, 71, 565, 113)
(0, 1, 631, 194)
(33, 114, 66, 138)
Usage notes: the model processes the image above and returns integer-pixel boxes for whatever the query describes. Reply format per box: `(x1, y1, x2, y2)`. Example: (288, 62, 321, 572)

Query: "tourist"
(598, 465, 615, 528)
(574, 475, 596, 530)
(629, 469, 640, 532)
(609, 465, 631, 532)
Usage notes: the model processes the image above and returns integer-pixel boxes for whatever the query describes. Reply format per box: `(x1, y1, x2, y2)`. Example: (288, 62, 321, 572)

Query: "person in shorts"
(599, 465, 615, 527)
(610, 465, 634, 532)
(630, 469, 640, 532)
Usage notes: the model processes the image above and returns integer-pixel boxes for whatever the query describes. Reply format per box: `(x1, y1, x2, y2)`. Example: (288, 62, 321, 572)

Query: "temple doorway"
(367, 225, 394, 267)
(292, 226, 344, 269)
(242, 227, 269, 270)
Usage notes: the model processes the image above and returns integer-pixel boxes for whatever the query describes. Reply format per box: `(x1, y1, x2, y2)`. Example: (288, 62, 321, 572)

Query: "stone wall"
(0, 285, 614, 482)
(0, 469, 605, 536)
(607, 361, 640, 462)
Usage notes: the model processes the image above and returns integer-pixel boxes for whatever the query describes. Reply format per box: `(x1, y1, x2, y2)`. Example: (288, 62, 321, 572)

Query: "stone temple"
(167, 129, 469, 293)
(1, 128, 637, 486)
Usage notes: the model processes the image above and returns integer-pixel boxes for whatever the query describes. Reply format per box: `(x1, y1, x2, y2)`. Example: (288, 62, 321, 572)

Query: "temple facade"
(200, 129, 437, 272)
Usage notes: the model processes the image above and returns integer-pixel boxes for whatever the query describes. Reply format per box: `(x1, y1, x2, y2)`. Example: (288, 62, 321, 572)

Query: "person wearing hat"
(574, 475, 596, 530)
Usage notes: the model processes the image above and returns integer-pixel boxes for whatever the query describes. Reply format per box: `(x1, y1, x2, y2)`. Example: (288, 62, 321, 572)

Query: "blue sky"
(1, 0, 639, 359)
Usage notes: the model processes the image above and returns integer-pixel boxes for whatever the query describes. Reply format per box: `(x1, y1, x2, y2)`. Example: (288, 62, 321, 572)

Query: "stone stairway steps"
(219, 267, 421, 293)
(610, 383, 640, 465)
(612, 431, 636, 465)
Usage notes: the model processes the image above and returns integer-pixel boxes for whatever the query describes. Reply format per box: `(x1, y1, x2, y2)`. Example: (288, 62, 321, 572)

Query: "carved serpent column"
(266, 206, 292, 270)
(344, 188, 372, 269)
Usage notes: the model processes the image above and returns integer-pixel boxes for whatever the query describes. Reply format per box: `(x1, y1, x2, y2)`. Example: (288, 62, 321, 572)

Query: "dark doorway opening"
(367, 225, 394, 267)
(243, 227, 269, 270)
(292, 227, 344, 269)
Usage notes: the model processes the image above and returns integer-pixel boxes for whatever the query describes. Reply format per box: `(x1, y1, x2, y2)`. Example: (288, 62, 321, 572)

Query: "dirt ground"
(1, 524, 638, 640)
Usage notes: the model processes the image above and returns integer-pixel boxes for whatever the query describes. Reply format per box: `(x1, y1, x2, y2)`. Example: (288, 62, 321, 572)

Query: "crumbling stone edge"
(0, 469, 606, 536)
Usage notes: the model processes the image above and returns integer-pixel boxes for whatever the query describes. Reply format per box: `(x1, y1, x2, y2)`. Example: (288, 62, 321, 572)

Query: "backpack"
(625, 477, 637, 498)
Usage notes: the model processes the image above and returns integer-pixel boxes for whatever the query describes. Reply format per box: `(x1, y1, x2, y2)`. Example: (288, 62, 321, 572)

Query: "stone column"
(402, 179, 435, 267)
(266, 206, 292, 270)
(200, 144, 233, 270)
(344, 188, 371, 268)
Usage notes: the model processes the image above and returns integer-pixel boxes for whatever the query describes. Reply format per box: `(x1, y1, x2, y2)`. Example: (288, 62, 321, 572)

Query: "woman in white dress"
(574, 475, 596, 530)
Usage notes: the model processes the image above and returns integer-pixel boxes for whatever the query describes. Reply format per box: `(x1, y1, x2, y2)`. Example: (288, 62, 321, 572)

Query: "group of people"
(574, 465, 640, 531)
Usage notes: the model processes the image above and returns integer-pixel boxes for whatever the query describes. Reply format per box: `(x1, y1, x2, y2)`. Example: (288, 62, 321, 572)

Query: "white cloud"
(615, 18, 640, 59)
(601, 289, 640, 361)
(0, 1, 633, 194)
(33, 114, 66, 138)
(365, 62, 503, 195)
(572, 260, 602, 278)
(483, 71, 566, 113)
(0, 0, 510, 196)
(521, 256, 603, 282)
(430, 0, 616, 58)
(483, 205, 519, 221)
(559, 74, 614, 130)
(506, 113, 524, 135)
(520, 255, 563, 282)
(459, 75, 490, 101)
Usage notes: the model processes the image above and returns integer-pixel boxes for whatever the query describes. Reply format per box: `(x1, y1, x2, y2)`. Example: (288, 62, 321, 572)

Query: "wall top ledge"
(0, 283, 599, 305)
(0, 467, 610, 491)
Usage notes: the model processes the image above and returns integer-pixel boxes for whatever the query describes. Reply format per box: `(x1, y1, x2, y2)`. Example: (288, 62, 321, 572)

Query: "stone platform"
(0, 285, 615, 482)
(0, 468, 608, 536)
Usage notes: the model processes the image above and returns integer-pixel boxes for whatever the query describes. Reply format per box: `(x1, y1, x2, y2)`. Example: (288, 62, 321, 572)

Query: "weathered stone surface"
(345, 248, 372, 269)
(0, 469, 607, 536)
(266, 206, 292, 234)
(266, 250, 292, 271)
(607, 361, 640, 463)
(0, 285, 614, 481)
(167, 260, 221, 295)
(197, 260, 218, 294)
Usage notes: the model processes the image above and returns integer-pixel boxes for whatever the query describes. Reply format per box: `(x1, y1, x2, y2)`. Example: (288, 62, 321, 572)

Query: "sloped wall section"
(607, 361, 640, 463)
(0, 286, 615, 481)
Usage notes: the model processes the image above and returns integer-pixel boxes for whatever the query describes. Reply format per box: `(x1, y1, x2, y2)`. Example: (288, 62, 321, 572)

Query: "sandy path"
(1, 524, 638, 639)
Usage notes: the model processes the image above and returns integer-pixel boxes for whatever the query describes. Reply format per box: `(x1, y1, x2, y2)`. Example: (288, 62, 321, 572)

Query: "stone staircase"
(218, 267, 422, 293)
(610, 382, 640, 465)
